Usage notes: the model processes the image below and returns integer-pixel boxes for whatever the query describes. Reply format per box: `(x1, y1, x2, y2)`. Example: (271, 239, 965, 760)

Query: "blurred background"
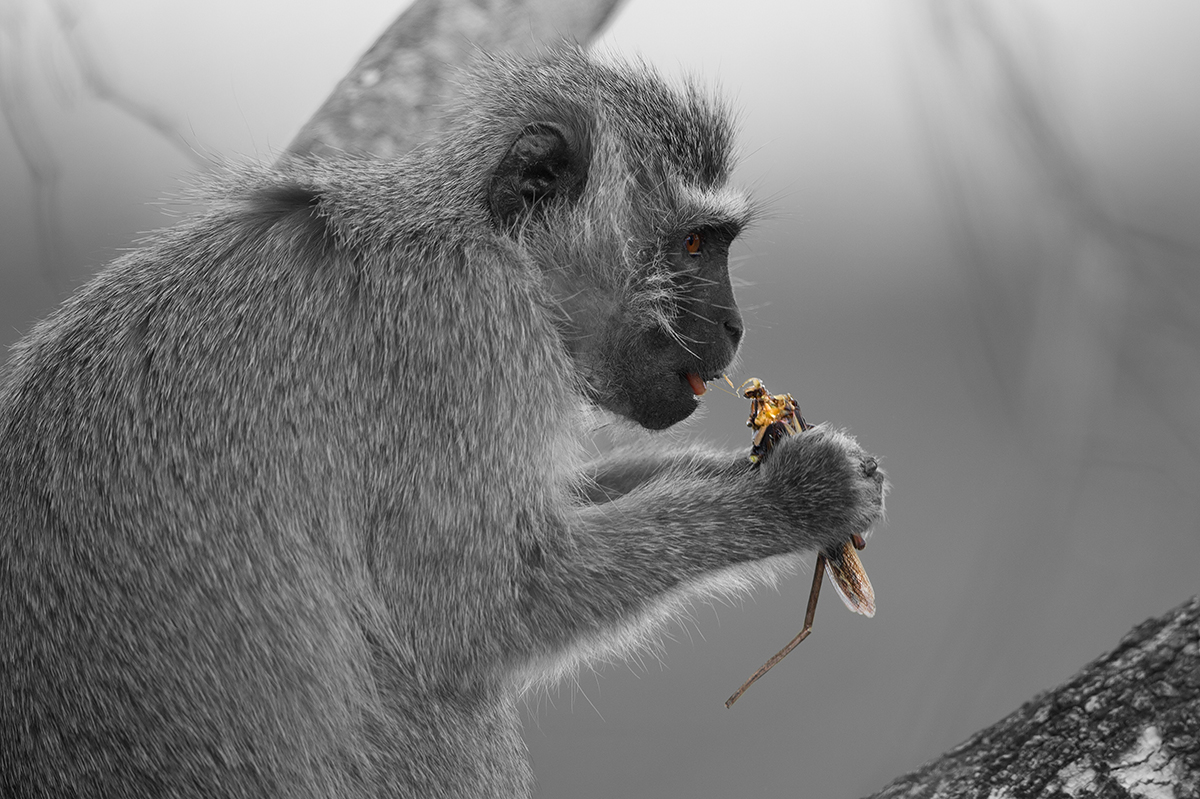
(2, 1, 1197, 796)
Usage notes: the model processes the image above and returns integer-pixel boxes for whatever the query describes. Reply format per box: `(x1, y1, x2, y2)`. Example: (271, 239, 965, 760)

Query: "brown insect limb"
(725, 552, 827, 708)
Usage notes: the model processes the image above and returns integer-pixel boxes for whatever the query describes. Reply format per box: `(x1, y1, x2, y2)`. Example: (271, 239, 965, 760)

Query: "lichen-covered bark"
(285, 0, 624, 160)
(868, 597, 1200, 799)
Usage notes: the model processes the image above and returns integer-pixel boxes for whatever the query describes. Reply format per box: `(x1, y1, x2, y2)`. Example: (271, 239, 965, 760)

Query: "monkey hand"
(752, 425, 887, 555)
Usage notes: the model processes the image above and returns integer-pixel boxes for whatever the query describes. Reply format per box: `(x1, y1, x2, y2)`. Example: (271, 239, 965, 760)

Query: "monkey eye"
(683, 231, 703, 257)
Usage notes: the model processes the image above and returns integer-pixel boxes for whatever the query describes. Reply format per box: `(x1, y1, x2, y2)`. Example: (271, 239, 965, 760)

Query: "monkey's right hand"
(749, 425, 887, 556)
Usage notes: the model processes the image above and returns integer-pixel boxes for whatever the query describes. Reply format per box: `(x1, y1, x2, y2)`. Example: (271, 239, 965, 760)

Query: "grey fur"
(0, 48, 886, 798)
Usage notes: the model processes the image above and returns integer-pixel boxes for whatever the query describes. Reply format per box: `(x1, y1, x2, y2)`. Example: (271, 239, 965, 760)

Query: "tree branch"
(867, 597, 1200, 798)
(285, 0, 625, 160)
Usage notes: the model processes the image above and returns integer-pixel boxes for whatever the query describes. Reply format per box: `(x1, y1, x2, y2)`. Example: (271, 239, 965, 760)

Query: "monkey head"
(479, 50, 754, 430)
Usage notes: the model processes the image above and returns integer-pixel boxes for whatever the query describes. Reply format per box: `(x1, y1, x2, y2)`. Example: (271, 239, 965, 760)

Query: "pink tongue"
(685, 373, 707, 396)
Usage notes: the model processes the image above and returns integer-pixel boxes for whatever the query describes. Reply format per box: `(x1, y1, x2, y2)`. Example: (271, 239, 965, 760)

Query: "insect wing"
(823, 542, 876, 618)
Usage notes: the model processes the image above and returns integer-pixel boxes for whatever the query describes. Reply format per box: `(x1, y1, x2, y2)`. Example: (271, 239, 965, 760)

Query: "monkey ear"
(489, 122, 588, 229)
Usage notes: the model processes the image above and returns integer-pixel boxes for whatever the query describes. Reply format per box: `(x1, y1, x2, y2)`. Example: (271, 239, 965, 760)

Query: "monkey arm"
(516, 456, 799, 673)
(514, 428, 886, 670)
(573, 442, 732, 504)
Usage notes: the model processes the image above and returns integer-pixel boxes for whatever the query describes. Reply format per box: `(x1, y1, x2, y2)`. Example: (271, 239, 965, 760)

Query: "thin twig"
(725, 552, 827, 708)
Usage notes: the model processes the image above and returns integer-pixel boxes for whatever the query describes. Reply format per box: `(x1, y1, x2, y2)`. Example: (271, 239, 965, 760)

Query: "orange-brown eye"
(684, 231, 702, 256)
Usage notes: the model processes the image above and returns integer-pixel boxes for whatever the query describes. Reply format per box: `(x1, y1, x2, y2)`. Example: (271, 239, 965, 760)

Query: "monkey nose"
(723, 317, 744, 348)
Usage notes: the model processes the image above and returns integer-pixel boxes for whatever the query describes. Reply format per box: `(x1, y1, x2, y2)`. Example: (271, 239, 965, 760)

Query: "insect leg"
(724, 552, 827, 708)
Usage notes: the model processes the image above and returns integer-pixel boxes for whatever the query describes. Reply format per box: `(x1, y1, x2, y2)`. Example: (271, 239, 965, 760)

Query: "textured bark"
(285, 0, 625, 160)
(867, 597, 1200, 799)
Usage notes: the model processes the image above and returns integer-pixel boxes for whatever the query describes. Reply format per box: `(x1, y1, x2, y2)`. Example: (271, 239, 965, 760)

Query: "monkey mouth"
(684, 372, 708, 396)
(681, 370, 725, 397)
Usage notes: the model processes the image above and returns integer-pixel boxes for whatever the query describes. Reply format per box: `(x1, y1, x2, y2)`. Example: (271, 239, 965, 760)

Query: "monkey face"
(596, 226, 745, 430)
(487, 91, 750, 430)
(541, 224, 745, 430)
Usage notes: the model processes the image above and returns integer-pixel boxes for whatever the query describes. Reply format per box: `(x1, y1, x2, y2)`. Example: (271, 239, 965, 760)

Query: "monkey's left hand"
(750, 425, 887, 556)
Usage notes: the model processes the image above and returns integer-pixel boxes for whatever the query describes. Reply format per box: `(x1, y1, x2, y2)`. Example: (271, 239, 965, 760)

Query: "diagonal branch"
(285, 0, 626, 160)
(867, 597, 1200, 798)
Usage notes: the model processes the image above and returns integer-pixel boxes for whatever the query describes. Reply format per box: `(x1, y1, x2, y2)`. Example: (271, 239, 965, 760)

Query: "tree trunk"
(867, 597, 1200, 799)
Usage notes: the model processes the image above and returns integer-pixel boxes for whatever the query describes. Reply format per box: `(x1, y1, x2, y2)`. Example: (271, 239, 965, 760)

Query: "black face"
(593, 227, 744, 430)
(487, 119, 745, 430)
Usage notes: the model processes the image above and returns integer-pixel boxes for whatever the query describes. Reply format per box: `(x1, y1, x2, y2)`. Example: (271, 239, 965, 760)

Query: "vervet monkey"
(0, 48, 887, 798)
